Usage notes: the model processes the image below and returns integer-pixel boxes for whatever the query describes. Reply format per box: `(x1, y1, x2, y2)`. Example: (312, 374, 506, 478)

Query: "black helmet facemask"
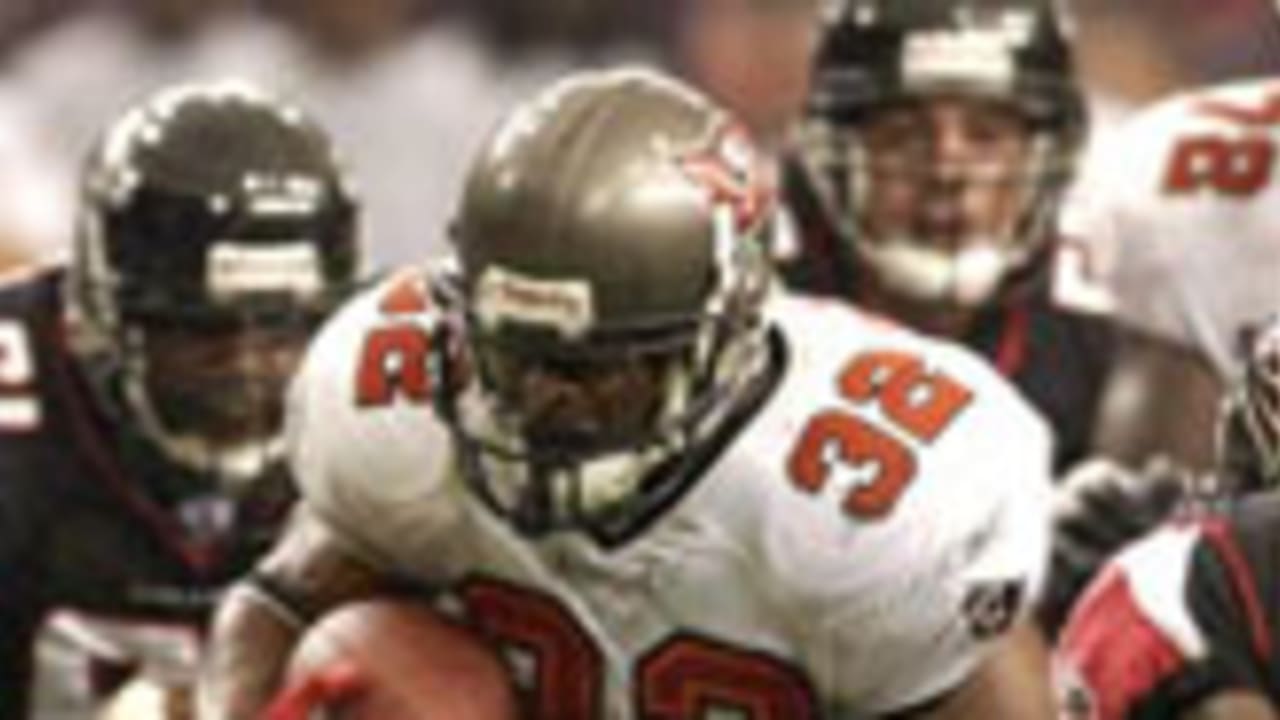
(798, 0, 1084, 307)
(66, 80, 360, 494)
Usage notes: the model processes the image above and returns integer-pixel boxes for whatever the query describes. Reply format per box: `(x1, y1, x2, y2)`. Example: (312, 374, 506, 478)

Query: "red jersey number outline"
(461, 577, 817, 720)
(787, 350, 973, 520)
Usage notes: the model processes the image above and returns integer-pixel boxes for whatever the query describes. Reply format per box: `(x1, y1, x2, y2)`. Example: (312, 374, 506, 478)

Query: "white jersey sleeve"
(1058, 78, 1280, 376)
(286, 269, 466, 581)
(828, 357, 1053, 712)
(764, 297, 1055, 714)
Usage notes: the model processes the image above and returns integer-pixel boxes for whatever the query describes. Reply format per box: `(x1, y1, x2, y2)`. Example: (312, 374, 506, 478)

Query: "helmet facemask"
(69, 223, 348, 494)
(799, 0, 1084, 308)
(450, 265, 770, 538)
(65, 80, 360, 496)
(447, 211, 772, 539)
(802, 99, 1073, 306)
(116, 305, 325, 488)
(1217, 317, 1280, 492)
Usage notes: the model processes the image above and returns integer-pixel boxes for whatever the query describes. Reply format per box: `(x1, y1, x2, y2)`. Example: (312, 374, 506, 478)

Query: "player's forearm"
(196, 581, 303, 720)
(197, 508, 394, 719)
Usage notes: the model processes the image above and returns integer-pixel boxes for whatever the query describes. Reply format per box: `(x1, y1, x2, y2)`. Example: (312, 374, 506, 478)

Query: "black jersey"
(778, 162, 1116, 472)
(1056, 492, 1280, 719)
(0, 268, 294, 717)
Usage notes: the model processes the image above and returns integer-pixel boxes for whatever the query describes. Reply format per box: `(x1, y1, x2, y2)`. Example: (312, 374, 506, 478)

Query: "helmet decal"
(206, 242, 324, 300)
(677, 123, 777, 234)
(901, 27, 1022, 91)
(473, 265, 595, 339)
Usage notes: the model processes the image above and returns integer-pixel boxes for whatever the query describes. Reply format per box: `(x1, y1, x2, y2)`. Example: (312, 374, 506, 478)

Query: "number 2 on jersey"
(787, 350, 972, 519)
(355, 270, 438, 407)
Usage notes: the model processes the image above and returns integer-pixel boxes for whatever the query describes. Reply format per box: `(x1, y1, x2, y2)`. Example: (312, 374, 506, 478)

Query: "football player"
(198, 67, 1057, 719)
(0, 80, 360, 718)
(1054, 314, 1280, 720)
(784, 0, 1115, 472)
(1061, 77, 1280, 473)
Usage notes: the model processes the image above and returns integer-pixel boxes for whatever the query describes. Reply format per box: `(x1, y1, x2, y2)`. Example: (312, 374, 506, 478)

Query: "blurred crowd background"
(0, 0, 1277, 274)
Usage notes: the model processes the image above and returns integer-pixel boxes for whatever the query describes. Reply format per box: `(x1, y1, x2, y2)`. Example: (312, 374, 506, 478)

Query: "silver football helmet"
(445, 68, 777, 538)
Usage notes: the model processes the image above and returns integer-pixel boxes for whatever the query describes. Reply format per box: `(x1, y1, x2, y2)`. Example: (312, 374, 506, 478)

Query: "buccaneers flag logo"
(677, 123, 776, 234)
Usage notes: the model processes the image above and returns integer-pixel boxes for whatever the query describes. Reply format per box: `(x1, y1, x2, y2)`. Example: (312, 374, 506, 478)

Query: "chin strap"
(854, 238, 1022, 308)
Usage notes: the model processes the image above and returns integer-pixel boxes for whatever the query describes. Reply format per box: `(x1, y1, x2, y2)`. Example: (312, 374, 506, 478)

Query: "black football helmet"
(444, 67, 776, 538)
(67, 80, 360, 492)
(1217, 315, 1280, 493)
(798, 0, 1085, 306)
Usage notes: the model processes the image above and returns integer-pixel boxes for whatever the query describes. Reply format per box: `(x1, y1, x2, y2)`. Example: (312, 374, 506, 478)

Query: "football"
(268, 598, 520, 720)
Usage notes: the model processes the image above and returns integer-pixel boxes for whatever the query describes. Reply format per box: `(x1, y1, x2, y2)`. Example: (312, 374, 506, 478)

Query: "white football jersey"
(287, 270, 1054, 718)
(1059, 78, 1280, 377)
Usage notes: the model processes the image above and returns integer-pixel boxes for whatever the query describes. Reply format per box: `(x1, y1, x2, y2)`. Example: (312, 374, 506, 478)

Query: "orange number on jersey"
(1163, 136, 1273, 196)
(461, 578, 602, 720)
(1164, 89, 1280, 196)
(639, 635, 816, 719)
(787, 351, 973, 520)
(839, 351, 974, 442)
(355, 327, 434, 406)
(461, 578, 817, 720)
(354, 270, 437, 408)
(789, 412, 916, 519)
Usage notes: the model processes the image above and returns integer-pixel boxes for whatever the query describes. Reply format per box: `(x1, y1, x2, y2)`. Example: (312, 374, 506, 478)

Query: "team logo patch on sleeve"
(961, 578, 1024, 639)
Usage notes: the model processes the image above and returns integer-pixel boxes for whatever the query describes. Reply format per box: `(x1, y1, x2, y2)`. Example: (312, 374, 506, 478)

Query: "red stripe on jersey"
(1200, 519, 1273, 664)
(1059, 565, 1187, 720)
(995, 303, 1030, 377)
(50, 324, 220, 572)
